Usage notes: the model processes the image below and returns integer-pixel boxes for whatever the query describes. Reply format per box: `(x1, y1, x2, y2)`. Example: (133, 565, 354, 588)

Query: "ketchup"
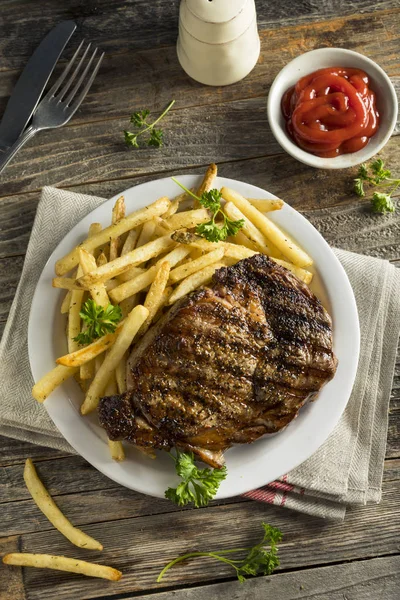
(281, 67, 380, 158)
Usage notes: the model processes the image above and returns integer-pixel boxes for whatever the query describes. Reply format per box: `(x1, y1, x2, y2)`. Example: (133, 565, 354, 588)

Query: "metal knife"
(0, 20, 76, 152)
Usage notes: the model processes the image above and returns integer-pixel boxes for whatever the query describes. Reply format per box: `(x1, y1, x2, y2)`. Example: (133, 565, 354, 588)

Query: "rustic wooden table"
(1, 1, 399, 599)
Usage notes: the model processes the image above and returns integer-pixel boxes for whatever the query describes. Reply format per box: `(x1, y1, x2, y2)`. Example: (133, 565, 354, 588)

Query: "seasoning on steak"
(98, 254, 338, 467)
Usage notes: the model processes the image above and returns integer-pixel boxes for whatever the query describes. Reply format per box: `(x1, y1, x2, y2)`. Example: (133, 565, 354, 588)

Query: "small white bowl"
(267, 48, 398, 170)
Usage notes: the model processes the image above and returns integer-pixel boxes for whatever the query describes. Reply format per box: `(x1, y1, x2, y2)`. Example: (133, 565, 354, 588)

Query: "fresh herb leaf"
(157, 521, 282, 583)
(371, 192, 395, 214)
(353, 178, 365, 197)
(353, 158, 398, 214)
(73, 299, 122, 345)
(124, 100, 175, 149)
(165, 450, 227, 508)
(171, 178, 245, 242)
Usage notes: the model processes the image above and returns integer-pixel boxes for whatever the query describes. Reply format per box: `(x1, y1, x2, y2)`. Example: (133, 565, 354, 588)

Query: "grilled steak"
(99, 254, 337, 467)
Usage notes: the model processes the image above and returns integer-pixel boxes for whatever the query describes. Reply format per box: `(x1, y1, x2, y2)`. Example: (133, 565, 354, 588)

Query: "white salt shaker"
(177, 0, 260, 86)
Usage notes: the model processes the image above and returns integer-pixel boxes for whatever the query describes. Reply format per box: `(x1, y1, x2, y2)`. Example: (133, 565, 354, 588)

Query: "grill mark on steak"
(98, 254, 338, 467)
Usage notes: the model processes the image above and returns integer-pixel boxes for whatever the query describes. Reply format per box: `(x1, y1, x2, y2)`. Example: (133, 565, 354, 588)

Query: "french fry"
(162, 199, 180, 219)
(221, 187, 313, 267)
(115, 353, 127, 393)
(108, 440, 125, 462)
(79, 249, 110, 308)
(248, 198, 284, 212)
(194, 163, 217, 207)
(2, 553, 122, 581)
(76, 235, 175, 288)
(141, 261, 171, 334)
(81, 305, 149, 414)
(136, 219, 157, 247)
(104, 371, 118, 396)
(109, 246, 190, 303)
(119, 294, 139, 318)
(88, 222, 103, 237)
(233, 231, 260, 252)
(117, 266, 146, 284)
(165, 208, 210, 231)
(109, 196, 126, 261)
(169, 248, 225, 283)
(67, 266, 84, 354)
(32, 365, 79, 402)
(272, 258, 313, 284)
(60, 290, 72, 313)
(168, 262, 225, 305)
(23, 458, 103, 550)
(80, 359, 95, 381)
(53, 277, 83, 291)
(56, 323, 125, 367)
(153, 217, 172, 237)
(121, 228, 140, 255)
(55, 197, 170, 275)
(224, 201, 272, 254)
(97, 251, 108, 267)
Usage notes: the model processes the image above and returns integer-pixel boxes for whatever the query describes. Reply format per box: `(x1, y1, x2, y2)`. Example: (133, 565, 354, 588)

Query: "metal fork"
(0, 42, 104, 175)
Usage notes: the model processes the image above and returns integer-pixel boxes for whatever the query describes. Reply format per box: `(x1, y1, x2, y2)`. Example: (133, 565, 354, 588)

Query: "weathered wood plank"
(0, 436, 68, 468)
(1, 1, 399, 72)
(0, 137, 399, 261)
(1, 11, 399, 125)
(0, 536, 25, 600)
(119, 555, 400, 600)
(2, 478, 397, 599)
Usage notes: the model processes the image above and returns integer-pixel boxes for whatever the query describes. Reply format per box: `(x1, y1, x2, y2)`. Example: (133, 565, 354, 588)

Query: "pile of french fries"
(32, 164, 313, 462)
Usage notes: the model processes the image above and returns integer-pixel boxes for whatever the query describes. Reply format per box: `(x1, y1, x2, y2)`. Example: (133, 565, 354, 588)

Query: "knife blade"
(0, 20, 76, 152)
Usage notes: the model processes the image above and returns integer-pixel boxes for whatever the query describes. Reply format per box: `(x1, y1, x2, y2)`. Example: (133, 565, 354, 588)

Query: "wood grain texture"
(0, 137, 399, 261)
(0, 478, 396, 599)
(1, 9, 400, 125)
(1, 1, 399, 71)
(120, 555, 400, 600)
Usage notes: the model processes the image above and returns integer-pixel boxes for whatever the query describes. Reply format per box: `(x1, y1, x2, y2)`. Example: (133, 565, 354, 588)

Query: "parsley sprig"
(171, 178, 245, 242)
(157, 522, 282, 583)
(124, 100, 175, 148)
(165, 450, 227, 508)
(73, 299, 122, 345)
(354, 158, 398, 214)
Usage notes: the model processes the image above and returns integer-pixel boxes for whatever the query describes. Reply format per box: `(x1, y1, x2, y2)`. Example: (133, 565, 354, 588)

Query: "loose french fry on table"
(221, 187, 313, 267)
(60, 290, 72, 313)
(2, 553, 122, 581)
(109, 196, 126, 261)
(81, 305, 149, 414)
(247, 198, 284, 212)
(224, 201, 272, 255)
(23, 458, 103, 550)
(108, 439, 125, 462)
(141, 261, 171, 334)
(56, 324, 124, 367)
(168, 262, 225, 305)
(109, 246, 190, 303)
(165, 208, 210, 231)
(55, 197, 171, 275)
(169, 247, 225, 283)
(136, 219, 157, 247)
(32, 365, 79, 402)
(121, 228, 140, 255)
(76, 235, 175, 288)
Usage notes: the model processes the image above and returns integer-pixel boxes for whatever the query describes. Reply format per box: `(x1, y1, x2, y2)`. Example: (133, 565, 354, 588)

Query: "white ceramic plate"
(28, 175, 360, 499)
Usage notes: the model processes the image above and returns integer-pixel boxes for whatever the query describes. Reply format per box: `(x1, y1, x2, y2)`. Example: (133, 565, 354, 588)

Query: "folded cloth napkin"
(1, 187, 399, 520)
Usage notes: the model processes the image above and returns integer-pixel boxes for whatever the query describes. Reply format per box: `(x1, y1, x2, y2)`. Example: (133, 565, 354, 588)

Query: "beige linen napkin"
(1, 187, 399, 520)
